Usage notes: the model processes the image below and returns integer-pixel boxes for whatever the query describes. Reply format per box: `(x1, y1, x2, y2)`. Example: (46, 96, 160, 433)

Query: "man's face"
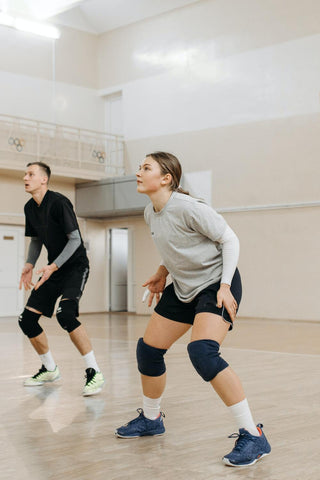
(23, 164, 48, 195)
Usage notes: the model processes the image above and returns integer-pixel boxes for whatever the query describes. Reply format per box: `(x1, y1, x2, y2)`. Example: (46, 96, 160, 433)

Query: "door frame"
(0, 225, 25, 317)
(106, 226, 135, 313)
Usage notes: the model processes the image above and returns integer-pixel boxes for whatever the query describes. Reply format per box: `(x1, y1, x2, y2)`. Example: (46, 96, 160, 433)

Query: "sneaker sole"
(115, 431, 165, 439)
(223, 452, 270, 467)
(24, 375, 61, 386)
(82, 386, 103, 397)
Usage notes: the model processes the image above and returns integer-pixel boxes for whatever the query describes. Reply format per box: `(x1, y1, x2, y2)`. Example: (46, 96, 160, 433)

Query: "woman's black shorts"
(154, 268, 242, 330)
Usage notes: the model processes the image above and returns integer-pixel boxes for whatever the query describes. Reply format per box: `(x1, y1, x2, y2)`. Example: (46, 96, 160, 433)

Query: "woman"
(115, 152, 271, 467)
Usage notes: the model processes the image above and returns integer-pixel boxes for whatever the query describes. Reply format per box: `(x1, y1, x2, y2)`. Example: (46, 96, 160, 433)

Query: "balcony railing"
(0, 114, 125, 180)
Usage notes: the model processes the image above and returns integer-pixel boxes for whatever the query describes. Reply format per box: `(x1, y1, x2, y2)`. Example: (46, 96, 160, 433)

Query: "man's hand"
(142, 265, 168, 307)
(19, 263, 34, 290)
(34, 264, 58, 290)
(216, 283, 238, 322)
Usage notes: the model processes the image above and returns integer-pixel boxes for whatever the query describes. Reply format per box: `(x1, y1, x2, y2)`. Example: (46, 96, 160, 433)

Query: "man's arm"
(19, 237, 43, 290)
(34, 230, 81, 290)
(53, 230, 81, 268)
(26, 237, 43, 266)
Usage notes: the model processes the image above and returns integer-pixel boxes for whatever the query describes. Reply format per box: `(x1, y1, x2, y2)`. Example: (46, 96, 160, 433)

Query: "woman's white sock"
(143, 395, 162, 420)
(228, 398, 260, 436)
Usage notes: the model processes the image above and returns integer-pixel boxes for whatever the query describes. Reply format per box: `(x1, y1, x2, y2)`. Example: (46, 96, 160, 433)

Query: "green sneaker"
(24, 364, 60, 386)
(82, 368, 105, 396)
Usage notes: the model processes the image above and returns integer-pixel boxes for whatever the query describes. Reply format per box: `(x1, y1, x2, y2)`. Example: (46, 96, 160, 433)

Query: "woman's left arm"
(217, 225, 240, 321)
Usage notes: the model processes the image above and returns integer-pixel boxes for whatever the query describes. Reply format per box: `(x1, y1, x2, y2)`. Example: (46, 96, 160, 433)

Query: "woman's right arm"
(142, 264, 169, 307)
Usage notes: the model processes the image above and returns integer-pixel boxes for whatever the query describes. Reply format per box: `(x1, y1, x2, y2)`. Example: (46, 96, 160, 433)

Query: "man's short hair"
(27, 162, 51, 182)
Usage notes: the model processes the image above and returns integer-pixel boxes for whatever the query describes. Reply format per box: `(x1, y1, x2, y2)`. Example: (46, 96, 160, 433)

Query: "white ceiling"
(2, 0, 201, 34)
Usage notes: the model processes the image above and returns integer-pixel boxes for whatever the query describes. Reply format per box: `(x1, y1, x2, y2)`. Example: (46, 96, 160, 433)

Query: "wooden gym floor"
(0, 312, 319, 479)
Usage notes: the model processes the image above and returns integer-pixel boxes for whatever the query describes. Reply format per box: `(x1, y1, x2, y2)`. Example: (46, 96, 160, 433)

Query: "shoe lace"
(228, 431, 252, 452)
(123, 408, 144, 427)
(124, 408, 165, 427)
(33, 365, 47, 378)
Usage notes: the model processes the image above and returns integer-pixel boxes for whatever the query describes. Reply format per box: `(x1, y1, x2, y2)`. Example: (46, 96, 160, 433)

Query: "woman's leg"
(115, 313, 191, 437)
(190, 312, 259, 435)
(191, 312, 245, 406)
(190, 313, 271, 466)
(141, 311, 191, 398)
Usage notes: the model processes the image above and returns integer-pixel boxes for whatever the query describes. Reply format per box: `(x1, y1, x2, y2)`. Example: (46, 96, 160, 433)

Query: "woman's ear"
(161, 173, 172, 185)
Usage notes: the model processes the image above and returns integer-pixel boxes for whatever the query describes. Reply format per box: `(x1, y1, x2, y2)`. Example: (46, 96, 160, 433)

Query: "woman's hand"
(142, 265, 168, 307)
(216, 283, 238, 322)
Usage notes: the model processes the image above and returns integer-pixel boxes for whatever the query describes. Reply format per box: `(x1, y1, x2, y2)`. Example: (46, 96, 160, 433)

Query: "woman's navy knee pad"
(18, 308, 42, 338)
(136, 337, 167, 377)
(187, 339, 229, 381)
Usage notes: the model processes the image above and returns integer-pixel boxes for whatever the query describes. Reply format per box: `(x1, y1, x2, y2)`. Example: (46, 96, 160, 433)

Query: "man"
(19, 161, 104, 396)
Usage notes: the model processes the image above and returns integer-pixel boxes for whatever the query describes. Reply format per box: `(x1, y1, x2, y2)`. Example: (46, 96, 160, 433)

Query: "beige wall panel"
(98, 0, 320, 89)
(0, 172, 29, 219)
(224, 207, 319, 321)
(79, 219, 107, 313)
(0, 173, 74, 218)
(125, 113, 320, 208)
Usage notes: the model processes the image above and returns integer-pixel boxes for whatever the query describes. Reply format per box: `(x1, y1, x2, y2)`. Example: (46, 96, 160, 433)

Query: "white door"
(109, 228, 128, 311)
(0, 226, 25, 317)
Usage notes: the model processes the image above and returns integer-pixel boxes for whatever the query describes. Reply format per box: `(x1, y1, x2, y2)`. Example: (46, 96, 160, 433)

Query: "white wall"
(0, 70, 104, 130)
(122, 34, 320, 140)
(0, 25, 104, 131)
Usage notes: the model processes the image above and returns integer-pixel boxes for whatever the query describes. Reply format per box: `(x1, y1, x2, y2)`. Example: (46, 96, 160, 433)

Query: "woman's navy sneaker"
(115, 408, 165, 438)
(223, 424, 271, 467)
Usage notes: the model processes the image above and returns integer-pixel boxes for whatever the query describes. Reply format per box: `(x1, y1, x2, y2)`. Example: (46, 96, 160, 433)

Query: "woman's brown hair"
(146, 152, 189, 195)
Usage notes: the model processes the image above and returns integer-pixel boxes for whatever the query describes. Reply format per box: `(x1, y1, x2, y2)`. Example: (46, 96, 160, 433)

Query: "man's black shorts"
(26, 261, 89, 318)
(154, 268, 242, 330)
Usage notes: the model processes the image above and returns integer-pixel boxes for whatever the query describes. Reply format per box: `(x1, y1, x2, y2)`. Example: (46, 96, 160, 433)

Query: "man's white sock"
(82, 350, 100, 372)
(228, 398, 260, 436)
(39, 350, 56, 371)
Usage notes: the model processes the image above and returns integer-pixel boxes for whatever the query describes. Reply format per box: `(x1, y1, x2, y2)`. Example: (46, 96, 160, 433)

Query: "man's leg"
(56, 298, 104, 396)
(19, 306, 60, 385)
(69, 323, 92, 355)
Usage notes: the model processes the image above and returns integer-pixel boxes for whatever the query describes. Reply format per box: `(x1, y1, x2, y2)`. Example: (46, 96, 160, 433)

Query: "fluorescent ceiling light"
(0, 13, 60, 39)
(15, 17, 60, 39)
(0, 12, 14, 26)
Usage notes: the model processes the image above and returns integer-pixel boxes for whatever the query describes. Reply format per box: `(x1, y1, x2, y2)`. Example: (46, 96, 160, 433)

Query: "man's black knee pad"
(187, 339, 229, 382)
(136, 337, 167, 377)
(18, 308, 42, 338)
(56, 299, 81, 333)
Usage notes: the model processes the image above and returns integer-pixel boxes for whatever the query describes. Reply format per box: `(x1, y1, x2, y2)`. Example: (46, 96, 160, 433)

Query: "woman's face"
(136, 156, 169, 195)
